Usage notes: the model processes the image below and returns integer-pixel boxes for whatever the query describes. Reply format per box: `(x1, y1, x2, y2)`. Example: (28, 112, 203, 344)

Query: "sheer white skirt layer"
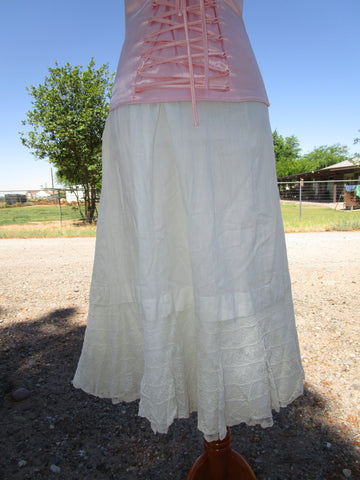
(73, 101, 304, 441)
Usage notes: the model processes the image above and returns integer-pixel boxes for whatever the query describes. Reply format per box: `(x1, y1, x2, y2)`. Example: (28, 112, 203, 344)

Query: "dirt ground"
(0, 232, 359, 480)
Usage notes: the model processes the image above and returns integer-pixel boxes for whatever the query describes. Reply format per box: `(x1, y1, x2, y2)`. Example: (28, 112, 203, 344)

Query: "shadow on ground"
(0, 308, 359, 480)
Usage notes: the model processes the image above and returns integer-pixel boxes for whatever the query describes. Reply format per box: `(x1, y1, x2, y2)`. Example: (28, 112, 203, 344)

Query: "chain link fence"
(0, 187, 87, 225)
(0, 187, 85, 206)
(278, 179, 360, 217)
(1, 181, 360, 224)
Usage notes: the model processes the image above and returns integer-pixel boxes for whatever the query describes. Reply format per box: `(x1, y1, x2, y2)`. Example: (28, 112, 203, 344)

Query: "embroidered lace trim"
(134, 0, 230, 125)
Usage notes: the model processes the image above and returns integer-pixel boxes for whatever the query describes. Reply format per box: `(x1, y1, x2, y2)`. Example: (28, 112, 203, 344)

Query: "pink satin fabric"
(110, 0, 269, 125)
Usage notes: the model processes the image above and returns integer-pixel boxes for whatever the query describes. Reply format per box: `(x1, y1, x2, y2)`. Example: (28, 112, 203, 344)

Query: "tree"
(353, 129, 360, 159)
(272, 130, 301, 177)
(20, 59, 114, 223)
(354, 129, 360, 145)
(300, 144, 350, 172)
(273, 129, 352, 178)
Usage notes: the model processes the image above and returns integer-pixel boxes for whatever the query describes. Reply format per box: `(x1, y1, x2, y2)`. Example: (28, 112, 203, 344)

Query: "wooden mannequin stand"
(186, 428, 257, 480)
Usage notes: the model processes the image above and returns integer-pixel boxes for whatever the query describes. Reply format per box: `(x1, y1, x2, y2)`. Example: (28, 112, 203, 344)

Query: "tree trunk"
(88, 184, 97, 223)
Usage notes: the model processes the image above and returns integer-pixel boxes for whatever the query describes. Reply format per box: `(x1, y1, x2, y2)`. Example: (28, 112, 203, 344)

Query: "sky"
(1, 0, 359, 191)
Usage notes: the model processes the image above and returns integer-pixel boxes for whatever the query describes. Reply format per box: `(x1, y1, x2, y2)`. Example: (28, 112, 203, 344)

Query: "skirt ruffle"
(73, 101, 304, 441)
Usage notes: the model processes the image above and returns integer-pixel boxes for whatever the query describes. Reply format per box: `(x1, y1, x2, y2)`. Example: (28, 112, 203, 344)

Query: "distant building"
(278, 159, 360, 204)
(278, 159, 360, 183)
(5, 193, 27, 205)
(65, 187, 85, 203)
(26, 190, 39, 200)
(26, 189, 53, 200)
(36, 190, 52, 199)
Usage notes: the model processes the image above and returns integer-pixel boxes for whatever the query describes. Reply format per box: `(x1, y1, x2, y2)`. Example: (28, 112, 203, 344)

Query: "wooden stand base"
(186, 428, 257, 480)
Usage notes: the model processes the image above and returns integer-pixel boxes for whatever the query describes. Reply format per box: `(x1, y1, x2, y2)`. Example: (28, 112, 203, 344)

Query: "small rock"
(13, 415, 26, 424)
(18, 460, 27, 467)
(326, 442, 332, 448)
(343, 469, 352, 478)
(11, 387, 31, 402)
(50, 464, 61, 473)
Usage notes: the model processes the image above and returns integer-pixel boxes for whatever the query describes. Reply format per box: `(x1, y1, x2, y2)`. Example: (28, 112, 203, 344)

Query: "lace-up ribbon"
(134, 0, 230, 125)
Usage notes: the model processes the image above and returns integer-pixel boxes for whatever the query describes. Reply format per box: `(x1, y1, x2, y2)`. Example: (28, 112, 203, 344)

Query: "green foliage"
(273, 130, 350, 178)
(272, 130, 301, 177)
(353, 129, 360, 157)
(354, 129, 360, 145)
(300, 144, 349, 171)
(20, 59, 114, 223)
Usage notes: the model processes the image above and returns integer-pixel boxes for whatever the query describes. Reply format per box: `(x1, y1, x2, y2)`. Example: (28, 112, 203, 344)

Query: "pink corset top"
(110, 0, 269, 125)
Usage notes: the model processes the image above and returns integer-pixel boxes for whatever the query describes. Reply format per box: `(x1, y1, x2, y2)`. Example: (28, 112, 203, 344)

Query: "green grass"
(0, 204, 82, 226)
(0, 204, 96, 238)
(0, 202, 359, 238)
(280, 202, 360, 232)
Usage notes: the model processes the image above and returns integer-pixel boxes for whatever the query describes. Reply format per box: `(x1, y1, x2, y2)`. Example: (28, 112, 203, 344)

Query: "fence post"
(58, 190, 62, 226)
(299, 180, 302, 219)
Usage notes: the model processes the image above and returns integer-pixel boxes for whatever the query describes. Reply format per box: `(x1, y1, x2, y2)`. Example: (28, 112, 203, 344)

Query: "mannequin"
(74, 1, 304, 476)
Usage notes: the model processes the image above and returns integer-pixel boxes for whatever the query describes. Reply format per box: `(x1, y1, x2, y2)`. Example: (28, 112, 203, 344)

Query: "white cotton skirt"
(73, 101, 304, 441)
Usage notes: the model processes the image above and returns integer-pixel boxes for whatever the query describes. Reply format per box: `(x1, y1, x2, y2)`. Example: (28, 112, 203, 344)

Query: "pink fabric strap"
(134, 0, 230, 126)
(109, 0, 270, 122)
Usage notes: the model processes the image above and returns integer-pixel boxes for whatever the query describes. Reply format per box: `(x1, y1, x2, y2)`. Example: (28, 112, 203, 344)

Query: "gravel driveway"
(0, 232, 359, 479)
